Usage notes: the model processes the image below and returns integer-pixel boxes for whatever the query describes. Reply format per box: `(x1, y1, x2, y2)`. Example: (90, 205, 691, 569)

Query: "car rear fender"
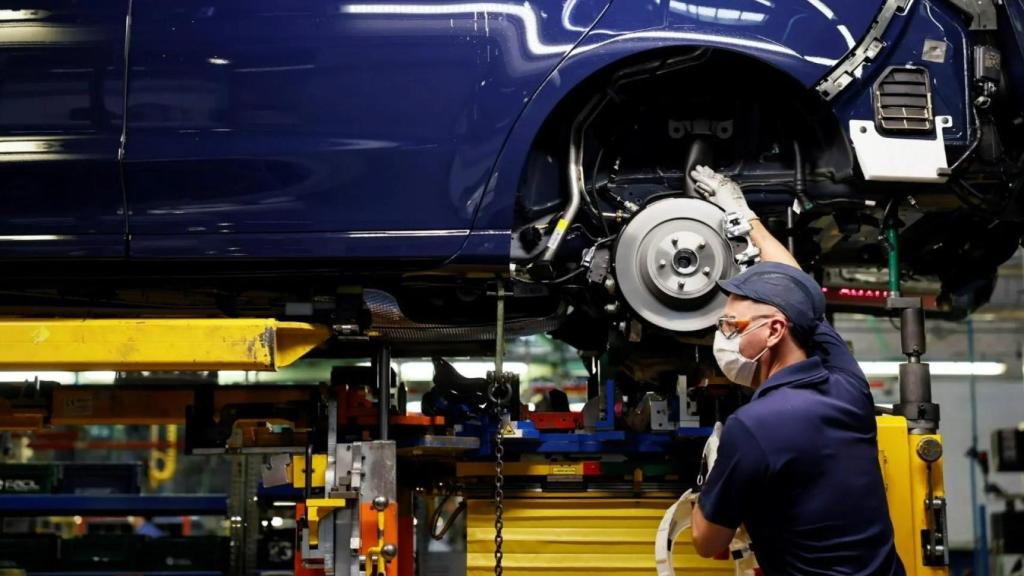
(459, 0, 888, 258)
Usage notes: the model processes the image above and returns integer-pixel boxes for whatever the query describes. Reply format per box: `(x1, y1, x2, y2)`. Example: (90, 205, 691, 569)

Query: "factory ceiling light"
(858, 361, 1007, 377)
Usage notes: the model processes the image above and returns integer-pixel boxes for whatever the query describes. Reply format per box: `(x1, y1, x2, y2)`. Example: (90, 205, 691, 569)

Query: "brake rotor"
(614, 197, 739, 332)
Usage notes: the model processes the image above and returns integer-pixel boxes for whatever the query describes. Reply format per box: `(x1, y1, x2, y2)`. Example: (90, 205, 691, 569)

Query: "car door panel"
(0, 1, 128, 257)
(125, 0, 610, 259)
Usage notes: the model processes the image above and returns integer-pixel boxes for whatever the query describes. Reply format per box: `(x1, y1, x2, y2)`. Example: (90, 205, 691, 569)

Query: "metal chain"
(493, 278, 507, 576)
(493, 416, 505, 576)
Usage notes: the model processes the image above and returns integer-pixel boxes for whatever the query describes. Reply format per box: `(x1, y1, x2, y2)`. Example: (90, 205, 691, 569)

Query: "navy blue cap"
(718, 262, 826, 342)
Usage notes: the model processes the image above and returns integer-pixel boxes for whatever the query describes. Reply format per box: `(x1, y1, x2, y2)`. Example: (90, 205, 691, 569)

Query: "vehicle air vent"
(874, 66, 933, 133)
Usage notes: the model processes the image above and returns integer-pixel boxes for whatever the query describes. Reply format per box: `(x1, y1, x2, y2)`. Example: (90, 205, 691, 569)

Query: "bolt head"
(676, 280, 685, 290)
(698, 240, 706, 249)
(916, 438, 943, 463)
(702, 267, 711, 276)
(658, 259, 667, 268)
(372, 496, 389, 511)
(381, 544, 398, 559)
(671, 236, 678, 247)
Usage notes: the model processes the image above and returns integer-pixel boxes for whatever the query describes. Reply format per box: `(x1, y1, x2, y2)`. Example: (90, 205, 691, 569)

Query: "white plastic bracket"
(849, 116, 952, 183)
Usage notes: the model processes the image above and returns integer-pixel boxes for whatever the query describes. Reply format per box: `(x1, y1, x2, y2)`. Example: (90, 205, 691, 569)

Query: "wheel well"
(514, 47, 854, 229)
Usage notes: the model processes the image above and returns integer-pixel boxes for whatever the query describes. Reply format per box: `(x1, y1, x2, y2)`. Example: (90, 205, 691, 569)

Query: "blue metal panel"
(465, 0, 886, 242)
(0, 494, 227, 516)
(830, 0, 973, 147)
(124, 0, 611, 259)
(0, 2, 128, 257)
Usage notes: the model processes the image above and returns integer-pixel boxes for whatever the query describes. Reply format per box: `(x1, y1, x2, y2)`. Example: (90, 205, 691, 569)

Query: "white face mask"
(713, 320, 770, 386)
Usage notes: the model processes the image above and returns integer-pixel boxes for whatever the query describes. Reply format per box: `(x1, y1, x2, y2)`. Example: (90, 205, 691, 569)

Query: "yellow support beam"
(0, 318, 330, 370)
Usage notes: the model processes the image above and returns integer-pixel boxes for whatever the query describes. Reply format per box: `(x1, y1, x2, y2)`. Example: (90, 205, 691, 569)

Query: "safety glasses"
(715, 314, 774, 339)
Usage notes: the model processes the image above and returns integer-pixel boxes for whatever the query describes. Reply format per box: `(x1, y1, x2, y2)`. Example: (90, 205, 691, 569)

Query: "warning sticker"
(500, 422, 522, 438)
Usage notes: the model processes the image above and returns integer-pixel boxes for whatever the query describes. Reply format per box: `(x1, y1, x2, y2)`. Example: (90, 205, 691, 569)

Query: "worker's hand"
(690, 165, 757, 222)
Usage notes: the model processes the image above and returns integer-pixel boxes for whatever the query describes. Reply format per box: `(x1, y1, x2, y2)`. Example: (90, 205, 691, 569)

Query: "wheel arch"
(463, 32, 847, 244)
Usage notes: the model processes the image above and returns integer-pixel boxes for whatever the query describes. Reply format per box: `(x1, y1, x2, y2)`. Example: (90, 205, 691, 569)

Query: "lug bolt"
(698, 240, 706, 249)
(671, 237, 678, 247)
(702, 267, 711, 276)
(677, 280, 686, 290)
(658, 259, 667, 268)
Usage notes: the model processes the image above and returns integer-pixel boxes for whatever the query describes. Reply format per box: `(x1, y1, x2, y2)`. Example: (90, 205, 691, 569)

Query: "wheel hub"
(614, 198, 739, 332)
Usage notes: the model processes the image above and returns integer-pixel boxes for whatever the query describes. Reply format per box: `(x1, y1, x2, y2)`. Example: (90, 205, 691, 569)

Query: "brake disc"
(614, 197, 739, 332)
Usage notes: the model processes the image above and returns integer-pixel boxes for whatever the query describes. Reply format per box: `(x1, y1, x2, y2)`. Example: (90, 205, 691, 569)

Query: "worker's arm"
(812, 320, 869, 383)
(749, 220, 800, 269)
(692, 417, 768, 558)
(691, 502, 737, 558)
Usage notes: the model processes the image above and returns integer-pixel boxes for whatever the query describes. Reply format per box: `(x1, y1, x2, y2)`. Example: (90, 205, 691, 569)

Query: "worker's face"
(720, 296, 789, 382)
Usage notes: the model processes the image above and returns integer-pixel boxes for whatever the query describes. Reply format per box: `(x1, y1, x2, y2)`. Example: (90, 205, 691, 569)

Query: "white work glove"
(690, 165, 758, 223)
(697, 421, 723, 488)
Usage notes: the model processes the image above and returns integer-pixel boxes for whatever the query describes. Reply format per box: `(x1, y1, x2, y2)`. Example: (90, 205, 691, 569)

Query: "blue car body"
(1, 0, 994, 259)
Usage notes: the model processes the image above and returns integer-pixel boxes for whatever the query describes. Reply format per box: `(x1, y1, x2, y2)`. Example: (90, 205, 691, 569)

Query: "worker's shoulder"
(731, 385, 825, 430)
(729, 393, 787, 429)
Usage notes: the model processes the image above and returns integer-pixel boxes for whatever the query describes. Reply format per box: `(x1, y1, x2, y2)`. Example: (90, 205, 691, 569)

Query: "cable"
(949, 106, 983, 174)
(431, 488, 467, 540)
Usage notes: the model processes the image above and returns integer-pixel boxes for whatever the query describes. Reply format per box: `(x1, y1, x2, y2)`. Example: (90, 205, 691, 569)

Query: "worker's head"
(714, 263, 825, 387)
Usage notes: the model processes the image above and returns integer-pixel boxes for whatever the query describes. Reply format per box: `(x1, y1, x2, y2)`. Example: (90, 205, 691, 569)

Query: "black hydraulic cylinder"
(901, 306, 926, 358)
(888, 297, 940, 433)
(897, 362, 940, 429)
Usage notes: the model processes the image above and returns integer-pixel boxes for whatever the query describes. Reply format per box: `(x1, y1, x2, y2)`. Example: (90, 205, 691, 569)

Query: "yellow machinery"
(878, 415, 948, 576)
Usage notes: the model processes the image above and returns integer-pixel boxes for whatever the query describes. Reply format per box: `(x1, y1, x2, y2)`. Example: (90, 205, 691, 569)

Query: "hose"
(430, 488, 467, 540)
(684, 137, 714, 197)
(538, 95, 602, 265)
(792, 141, 813, 212)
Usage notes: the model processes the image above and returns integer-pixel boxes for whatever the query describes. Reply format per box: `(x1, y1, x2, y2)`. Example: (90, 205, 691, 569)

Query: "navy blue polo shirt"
(698, 320, 905, 575)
